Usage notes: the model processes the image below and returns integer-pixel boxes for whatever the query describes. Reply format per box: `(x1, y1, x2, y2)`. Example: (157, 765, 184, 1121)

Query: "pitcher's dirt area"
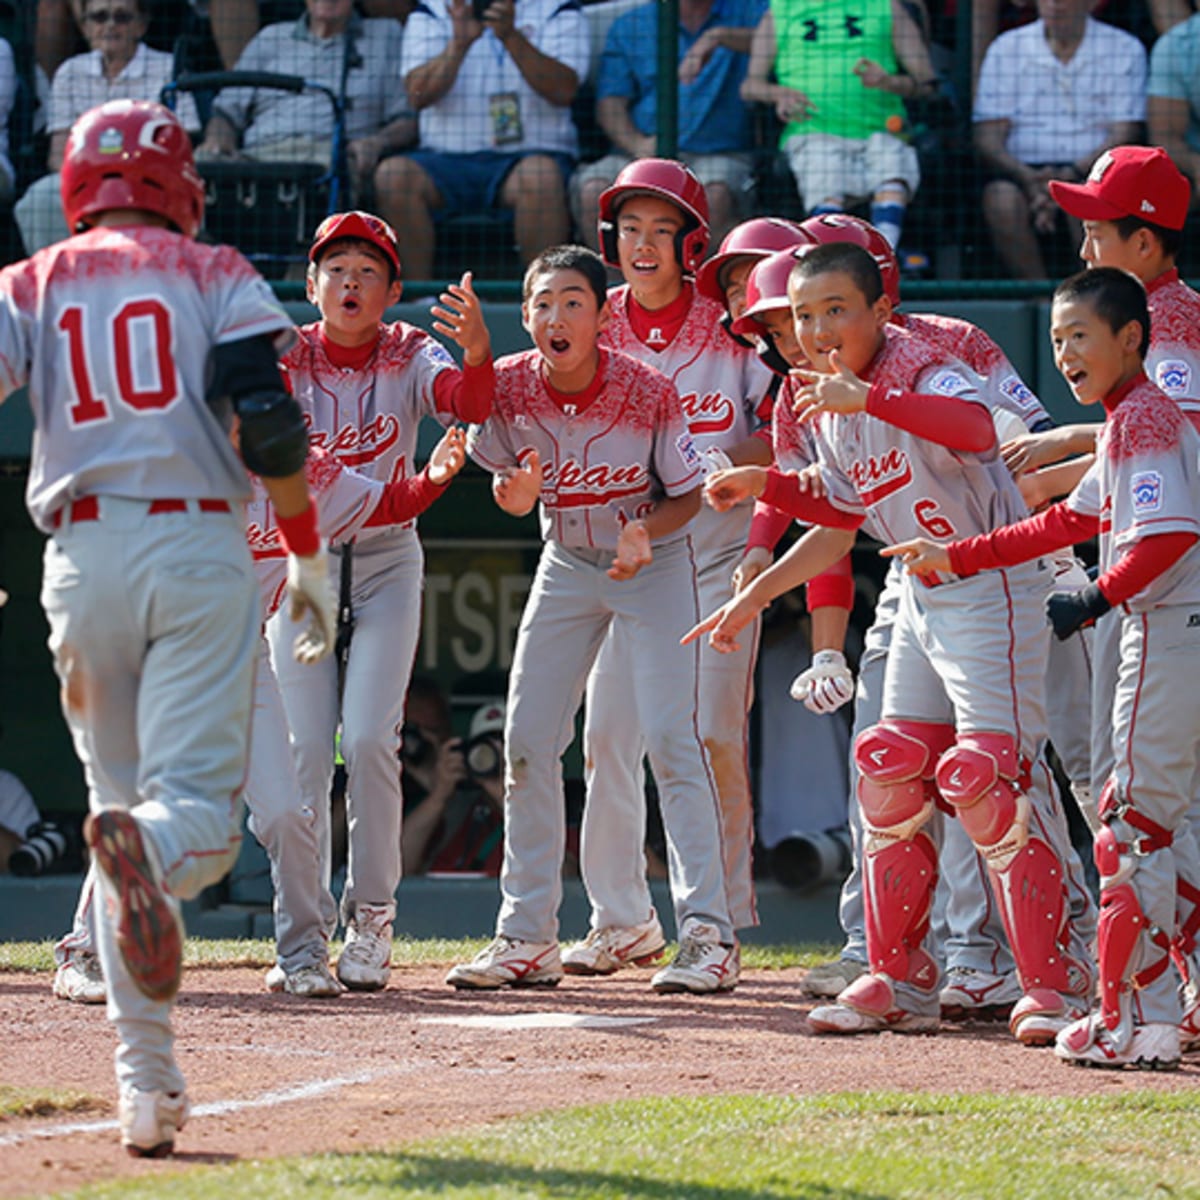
(2, 965, 1196, 1198)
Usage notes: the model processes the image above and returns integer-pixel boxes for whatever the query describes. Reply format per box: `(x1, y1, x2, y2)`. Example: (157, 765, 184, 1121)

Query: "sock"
(870, 201, 905, 248)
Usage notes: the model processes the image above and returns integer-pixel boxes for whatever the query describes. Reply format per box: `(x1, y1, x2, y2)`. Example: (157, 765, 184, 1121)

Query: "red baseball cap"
(308, 210, 402, 274)
(1049, 146, 1190, 231)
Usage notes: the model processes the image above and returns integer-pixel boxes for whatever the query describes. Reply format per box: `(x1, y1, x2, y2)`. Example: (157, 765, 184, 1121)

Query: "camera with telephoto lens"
(463, 732, 503, 780)
(399, 722, 435, 767)
(9, 820, 68, 877)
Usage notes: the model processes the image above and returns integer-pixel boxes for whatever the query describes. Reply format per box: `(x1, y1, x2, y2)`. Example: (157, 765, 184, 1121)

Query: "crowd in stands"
(4, 0, 1200, 279)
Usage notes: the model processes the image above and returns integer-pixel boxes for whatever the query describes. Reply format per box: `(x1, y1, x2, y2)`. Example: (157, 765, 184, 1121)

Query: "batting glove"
(700, 445, 734, 481)
(1046, 582, 1110, 641)
(287, 549, 337, 664)
(790, 649, 855, 715)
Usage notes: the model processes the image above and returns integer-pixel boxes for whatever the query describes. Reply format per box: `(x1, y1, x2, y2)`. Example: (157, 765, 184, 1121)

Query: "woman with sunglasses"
(16, 0, 201, 254)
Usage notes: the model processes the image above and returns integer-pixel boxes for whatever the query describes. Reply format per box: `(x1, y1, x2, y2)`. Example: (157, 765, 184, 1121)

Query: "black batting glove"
(1046, 582, 1111, 640)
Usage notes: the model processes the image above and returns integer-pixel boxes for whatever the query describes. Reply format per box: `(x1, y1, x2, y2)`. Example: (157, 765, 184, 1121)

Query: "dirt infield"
(2, 964, 1198, 1198)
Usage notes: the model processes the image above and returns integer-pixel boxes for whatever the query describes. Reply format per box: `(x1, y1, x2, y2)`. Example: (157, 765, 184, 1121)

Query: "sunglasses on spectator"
(86, 9, 138, 24)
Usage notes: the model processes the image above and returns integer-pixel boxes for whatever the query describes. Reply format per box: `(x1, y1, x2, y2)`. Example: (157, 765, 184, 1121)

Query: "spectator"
(372, 0, 589, 282)
(571, 0, 765, 254)
(401, 687, 508, 876)
(740, 0, 938, 251)
(1148, 13, 1200, 203)
(196, 0, 414, 200)
(973, 0, 1146, 280)
(0, 37, 16, 203)
(16, 0, 201, 254)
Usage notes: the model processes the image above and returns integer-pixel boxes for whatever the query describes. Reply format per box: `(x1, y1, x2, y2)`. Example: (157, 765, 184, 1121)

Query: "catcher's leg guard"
(936, 732, 1081, 998)
(1092, 822, 1174, 1049)
(854, 720, 954, 989)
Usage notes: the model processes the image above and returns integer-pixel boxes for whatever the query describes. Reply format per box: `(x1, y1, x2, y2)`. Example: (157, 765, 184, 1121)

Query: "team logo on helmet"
(98, 127, 123, 155)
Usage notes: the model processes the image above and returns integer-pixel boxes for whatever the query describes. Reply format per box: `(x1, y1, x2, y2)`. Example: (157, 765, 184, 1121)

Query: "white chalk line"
(0, 1015, 657, 1149)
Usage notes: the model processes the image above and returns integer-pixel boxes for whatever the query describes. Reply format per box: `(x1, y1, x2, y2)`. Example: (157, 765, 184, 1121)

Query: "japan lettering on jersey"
(603, 284, 771, 555)
(810, 325, 1027, 558)
(282, 321, 455, 534)
(897, 311, 1050, 430)
(1145, 271, 1200, 426)
(1066, 377, 1200, 610)
(466, 348, 701, 551)
(0, 228, 292, 532)
(247, 445, 385, 619)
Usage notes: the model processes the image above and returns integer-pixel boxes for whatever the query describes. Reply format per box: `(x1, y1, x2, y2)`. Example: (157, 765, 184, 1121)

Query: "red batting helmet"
(597, 158, 710, 274)
(694, 217, 812, 304)
(61, 99, 204, 238)
(799, 214, 900, 307)
(730, 247, 803, 338)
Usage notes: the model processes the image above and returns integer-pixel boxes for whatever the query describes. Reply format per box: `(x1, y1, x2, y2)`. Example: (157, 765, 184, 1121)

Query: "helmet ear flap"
(599, 217, 619, 268)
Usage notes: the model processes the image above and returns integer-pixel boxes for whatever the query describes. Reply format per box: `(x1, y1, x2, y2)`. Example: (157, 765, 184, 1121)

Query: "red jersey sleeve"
(948, 502, 1097, 576)
(865, 382, 995, 453)
(807, 553, 855, 612)
(760, 468, 863, 531)
(1096, 532, 1199, 607)
(433, 359, 495, 423)
(364, 466, 447, 527)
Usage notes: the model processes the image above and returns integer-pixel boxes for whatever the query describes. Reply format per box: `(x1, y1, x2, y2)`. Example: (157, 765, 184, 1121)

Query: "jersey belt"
(51, 496, 233, 528)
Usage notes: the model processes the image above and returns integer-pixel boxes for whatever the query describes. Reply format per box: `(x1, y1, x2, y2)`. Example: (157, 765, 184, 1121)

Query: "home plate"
(418, 1012, 658, 1030)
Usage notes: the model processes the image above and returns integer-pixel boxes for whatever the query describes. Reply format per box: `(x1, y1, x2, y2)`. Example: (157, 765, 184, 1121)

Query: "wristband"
(276, 499, 321, 558)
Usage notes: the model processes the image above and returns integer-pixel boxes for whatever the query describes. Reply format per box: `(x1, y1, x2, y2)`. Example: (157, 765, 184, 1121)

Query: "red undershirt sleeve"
(747, 500, 793, 551)
(364, 467, 446, 527)
(759, 468, 864, 531)
(948, 502, 1097, 575)
(865, 383, 996, 453)
(1096, 532, 1199, 607)
(434, 359, 495, 423)
(807, 553, 855, 611)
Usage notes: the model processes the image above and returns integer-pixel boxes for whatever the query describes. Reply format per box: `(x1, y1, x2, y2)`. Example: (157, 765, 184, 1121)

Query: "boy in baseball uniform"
(888, 267, 1200, 1070)
(562, 160, 773, 982)
(268, 211, 494, 991)
(692, 243, 1091, 1043)
(448, 243, 736, 992)
(0, 99, 335, 1155)
(53, 432, 468, 1004)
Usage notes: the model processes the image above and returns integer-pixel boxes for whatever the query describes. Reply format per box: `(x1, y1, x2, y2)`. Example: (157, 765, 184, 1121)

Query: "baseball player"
(1021, 147, 1200, 1048)
(888, 267, 1200, 1070)
(267, 211, 493, 991)
(690, 243, 1092, 1043)
(0, 99, 334, 1156)
(447, 243, 737, 993)
(560, 160, 773, 980)
(51, 432, 468, 1004)
(745, 215, 1095, 1022)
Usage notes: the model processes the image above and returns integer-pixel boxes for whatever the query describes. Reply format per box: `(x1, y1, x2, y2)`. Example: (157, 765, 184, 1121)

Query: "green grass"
(45, 1092, 1200, 1200)
(0, 939, 841, 974)
(0, 1085, 106, 1122)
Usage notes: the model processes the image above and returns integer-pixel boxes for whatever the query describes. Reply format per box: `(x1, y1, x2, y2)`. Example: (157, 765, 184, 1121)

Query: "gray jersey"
(1144, 270, 1200, 423)
(0, 227, 291, 530)
(603, 286, 772, 556)
(467, 347, 702, 551)
(897, 311, 1050, 430)
(1067, 376, 1200, 610)
(282, 321, 456, 540)
(810, 326, 1027, 564)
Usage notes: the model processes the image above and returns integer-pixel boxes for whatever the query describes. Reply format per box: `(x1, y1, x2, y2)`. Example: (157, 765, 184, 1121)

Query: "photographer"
(400, 680, 507, 876)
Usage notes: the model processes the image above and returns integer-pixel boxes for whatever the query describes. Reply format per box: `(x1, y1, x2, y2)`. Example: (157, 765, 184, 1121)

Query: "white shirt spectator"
(213, 13, 409, 152)
(401, 0, 589, 156)
(47, 42, 200, 136)
(974, 18, 1146, 165)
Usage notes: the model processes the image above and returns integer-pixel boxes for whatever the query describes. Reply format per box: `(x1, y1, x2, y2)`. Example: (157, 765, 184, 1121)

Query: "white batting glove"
(790, 649, 855, 715)
(700, 445, 733, 481)
(286, 550, 337, 665)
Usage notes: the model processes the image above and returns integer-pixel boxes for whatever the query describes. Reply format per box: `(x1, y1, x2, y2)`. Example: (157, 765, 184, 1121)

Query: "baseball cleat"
(119, 1087, 189, 1158)
(1009, 988, 1091, 1047)
(562, 914, 667, 975)
(265, 960, 344, 998)
(1055, 1017, 1181, 1070)
(337, 903, 394, 991)
(650, 921, 739, 994)
(807, 1000, 940, 1035)
(1179, 994, 1200, 1053)
(84, 810, 183, 1003)
(939, 966, 1022, 1020)
(52, 952, 107, 1004)
(801, 956, 869, 998)
(445, 937, 563, 989)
